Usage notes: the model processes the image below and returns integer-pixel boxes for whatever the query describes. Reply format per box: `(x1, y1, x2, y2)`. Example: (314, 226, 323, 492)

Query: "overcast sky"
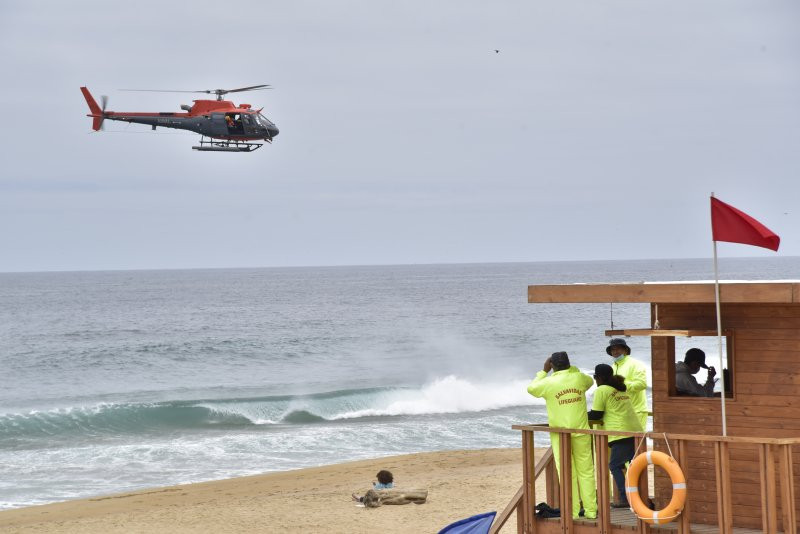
(0, 1, 798, 272)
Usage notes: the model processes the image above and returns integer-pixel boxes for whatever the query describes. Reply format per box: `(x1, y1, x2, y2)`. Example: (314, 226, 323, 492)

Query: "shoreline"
(0, 447, 546, 533)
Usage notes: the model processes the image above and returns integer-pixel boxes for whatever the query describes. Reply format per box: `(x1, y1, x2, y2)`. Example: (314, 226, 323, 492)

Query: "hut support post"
(760, 444, 778, 533)
(558, 432, 573, 534)
(635, 436, 651, 534)
(714, 441, 733, 532)
(546, 457, 559, 508)
(594, 434, 611, 534)
(522, 430, 536, 534)
(778, 444, 796, 534)
(675, 439, 691, 534)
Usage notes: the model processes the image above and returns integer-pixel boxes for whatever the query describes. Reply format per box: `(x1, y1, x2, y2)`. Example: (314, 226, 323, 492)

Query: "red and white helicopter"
(81, 85, 279, 152)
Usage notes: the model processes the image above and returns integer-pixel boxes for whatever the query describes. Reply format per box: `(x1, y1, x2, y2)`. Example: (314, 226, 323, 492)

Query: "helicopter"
(80, 85, 279, 152)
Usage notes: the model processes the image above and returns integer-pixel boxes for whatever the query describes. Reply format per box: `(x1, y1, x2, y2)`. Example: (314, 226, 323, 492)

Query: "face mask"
(611, 354, 624, 362)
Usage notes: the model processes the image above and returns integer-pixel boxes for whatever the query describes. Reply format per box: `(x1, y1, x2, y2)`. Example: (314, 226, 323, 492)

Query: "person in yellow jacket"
(606, 339, 649, 430)
(527, 352, 597, 520)
(587, 363, 643, 508)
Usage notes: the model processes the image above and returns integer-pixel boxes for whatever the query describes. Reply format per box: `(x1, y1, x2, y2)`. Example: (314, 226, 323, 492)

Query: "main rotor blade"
(224, 85, 272, 94)
(119, 86, 271, 95)
(119, 89, 208, 93)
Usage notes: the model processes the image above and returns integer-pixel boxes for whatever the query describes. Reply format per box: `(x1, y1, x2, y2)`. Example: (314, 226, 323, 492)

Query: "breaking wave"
(0, 376, 540, 442)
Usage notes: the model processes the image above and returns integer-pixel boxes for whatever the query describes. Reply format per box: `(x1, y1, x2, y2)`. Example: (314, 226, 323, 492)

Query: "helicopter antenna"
(120, 85, 272, 101)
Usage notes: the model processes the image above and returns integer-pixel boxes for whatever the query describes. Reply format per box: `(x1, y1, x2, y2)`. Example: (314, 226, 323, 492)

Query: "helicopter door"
(240, 114, 258, 136)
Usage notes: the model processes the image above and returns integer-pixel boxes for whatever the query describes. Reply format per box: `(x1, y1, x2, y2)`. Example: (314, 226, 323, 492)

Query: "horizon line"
(1, 255, 796, 276)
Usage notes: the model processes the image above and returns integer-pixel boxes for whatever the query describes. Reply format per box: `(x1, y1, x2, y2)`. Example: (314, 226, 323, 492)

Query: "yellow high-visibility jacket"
(591, 384, 643, 442)
(527, 366, 593, 429)
(610, 354, 648, 415)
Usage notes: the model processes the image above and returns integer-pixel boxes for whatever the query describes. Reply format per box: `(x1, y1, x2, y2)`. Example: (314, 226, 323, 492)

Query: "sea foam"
(335, 375, 542, 419)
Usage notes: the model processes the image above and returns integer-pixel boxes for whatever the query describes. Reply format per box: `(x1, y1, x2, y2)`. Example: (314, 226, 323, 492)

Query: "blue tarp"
(437, 511, 497, 534)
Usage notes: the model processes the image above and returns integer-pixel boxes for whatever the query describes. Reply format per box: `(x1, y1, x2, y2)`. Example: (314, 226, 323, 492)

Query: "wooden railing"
(490, 449, 553, 534)
(491, 425, 800, 534)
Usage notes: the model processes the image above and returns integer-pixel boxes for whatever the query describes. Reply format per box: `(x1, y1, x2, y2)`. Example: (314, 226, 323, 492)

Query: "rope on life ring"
(625, 450, 686, 525)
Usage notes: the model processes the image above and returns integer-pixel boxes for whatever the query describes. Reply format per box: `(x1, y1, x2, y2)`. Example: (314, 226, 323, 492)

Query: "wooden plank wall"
(651, 303, 800, 530)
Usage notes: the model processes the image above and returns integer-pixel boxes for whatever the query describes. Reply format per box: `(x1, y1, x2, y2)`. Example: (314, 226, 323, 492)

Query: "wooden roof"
(529, 281, 800, 304)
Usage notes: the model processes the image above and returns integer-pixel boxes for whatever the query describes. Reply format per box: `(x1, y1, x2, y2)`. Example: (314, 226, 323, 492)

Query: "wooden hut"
(492, 281, 800, 534)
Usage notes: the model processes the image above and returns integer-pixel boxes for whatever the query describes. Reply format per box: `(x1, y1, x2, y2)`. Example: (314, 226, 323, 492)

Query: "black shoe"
(536, 509, 560, 519)
(535, 502, 560, 518)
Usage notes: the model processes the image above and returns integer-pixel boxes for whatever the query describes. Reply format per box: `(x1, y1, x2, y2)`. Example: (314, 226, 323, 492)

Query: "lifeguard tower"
(491, 281, 800, 533)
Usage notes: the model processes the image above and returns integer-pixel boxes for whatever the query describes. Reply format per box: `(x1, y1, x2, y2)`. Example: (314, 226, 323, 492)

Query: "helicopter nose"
(267, 126, 279, 138)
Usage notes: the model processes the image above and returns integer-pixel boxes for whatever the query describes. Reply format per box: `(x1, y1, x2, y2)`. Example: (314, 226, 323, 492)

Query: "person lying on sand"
(352, 470, 394, 502)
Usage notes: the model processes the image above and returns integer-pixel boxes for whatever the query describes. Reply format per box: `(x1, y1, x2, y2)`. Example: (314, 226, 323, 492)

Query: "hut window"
(669, 335, 734, 398)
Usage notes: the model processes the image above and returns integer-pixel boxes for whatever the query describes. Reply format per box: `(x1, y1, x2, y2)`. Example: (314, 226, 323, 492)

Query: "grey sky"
(1, 1, 798, 272)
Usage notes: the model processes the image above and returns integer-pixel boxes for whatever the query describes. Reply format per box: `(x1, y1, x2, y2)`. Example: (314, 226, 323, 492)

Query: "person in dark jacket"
(675, 348, 716, 397)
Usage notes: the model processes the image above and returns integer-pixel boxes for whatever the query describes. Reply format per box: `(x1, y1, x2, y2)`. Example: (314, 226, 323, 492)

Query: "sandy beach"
(0, 448, 547, 534)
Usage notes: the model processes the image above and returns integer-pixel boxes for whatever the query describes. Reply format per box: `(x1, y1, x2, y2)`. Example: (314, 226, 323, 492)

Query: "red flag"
(710, 197, 780, 251)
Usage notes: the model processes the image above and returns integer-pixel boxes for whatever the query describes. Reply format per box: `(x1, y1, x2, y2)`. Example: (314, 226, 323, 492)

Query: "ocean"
(1, 257, 797, 509)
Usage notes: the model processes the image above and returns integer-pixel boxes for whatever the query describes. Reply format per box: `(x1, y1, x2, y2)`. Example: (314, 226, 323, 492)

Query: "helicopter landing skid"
(192, 137, 264, 152)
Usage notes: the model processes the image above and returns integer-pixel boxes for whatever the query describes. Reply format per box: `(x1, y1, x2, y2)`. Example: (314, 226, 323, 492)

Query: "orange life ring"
(625, 450, 686, 525)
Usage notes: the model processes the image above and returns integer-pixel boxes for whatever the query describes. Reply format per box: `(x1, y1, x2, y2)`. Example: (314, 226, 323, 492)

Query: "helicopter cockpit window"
(257, 114, 275, 127)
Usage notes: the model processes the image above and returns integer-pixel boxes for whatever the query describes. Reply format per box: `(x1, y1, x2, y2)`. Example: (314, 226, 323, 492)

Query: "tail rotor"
(97, 95, 109, 130)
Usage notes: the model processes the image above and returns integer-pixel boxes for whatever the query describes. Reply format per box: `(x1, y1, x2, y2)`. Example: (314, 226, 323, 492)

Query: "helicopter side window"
(225, 114, 244, 133)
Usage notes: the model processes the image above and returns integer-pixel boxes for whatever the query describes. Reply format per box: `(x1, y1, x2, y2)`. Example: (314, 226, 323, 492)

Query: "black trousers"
(609, 437, 635, 503)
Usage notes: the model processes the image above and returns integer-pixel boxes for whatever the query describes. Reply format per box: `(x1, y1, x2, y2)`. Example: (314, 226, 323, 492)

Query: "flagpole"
(709, 193, 780, 437)
(711, 193, 728, 436)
